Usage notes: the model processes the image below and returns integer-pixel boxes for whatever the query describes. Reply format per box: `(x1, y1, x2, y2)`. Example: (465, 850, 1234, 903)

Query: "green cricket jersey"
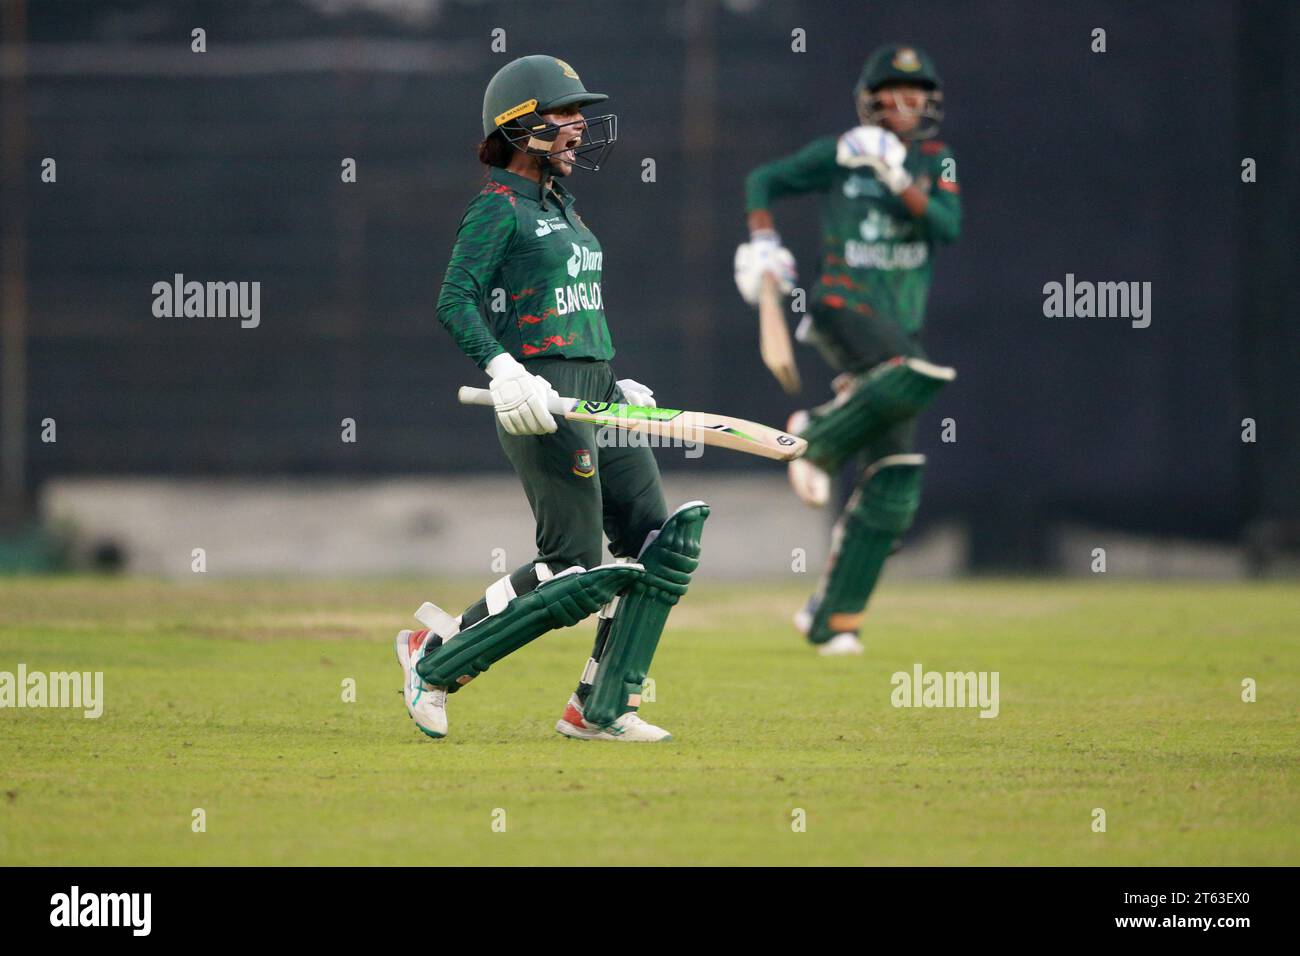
(746, 134, 961, 334)
(437, 166, 613, 368)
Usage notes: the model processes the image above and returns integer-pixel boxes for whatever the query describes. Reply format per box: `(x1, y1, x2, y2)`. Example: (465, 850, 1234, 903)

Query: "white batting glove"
(734, 230, 797, 306)
(836, 125, 912, 195)
(485, 353, 559, 436)
(616, 378, 655, 408)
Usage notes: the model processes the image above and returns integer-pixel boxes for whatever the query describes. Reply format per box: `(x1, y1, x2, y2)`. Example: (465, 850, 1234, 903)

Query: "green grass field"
(1, 577, 1296, 866)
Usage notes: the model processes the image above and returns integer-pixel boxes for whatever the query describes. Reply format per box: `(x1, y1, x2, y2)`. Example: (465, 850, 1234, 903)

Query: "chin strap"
(516, 106, 582, 209)
(537, 157, 554, 211)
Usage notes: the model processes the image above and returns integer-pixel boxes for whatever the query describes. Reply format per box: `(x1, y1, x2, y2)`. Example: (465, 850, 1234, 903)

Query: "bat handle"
(457, 386, 574, 416)
(456, 386, 494, 407)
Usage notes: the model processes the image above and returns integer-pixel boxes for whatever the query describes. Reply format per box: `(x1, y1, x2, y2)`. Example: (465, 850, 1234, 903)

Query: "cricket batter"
(393, 55, 709, 741)
(734, 44, 961, 655)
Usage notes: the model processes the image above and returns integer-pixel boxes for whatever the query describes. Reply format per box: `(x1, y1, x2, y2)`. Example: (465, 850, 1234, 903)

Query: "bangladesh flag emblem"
(572, 449, 595, 478)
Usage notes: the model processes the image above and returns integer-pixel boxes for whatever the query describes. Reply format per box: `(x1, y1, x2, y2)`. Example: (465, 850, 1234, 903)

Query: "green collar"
(489, 165, 572, 207)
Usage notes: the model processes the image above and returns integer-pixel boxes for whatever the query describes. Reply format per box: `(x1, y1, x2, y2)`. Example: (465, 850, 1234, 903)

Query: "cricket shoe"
(794, 597, 864, 656)
(817, 633, 864, 656)
(786, 410, 830, 507)
(555, 693, 672, 742)
(393, 628, 449, 739)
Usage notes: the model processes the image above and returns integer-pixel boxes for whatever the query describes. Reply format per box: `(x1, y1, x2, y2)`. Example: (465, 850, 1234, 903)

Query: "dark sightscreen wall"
(12, 0, 1297, 549)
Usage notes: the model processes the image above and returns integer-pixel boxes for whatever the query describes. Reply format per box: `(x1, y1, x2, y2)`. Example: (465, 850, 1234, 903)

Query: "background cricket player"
(393, 54, 709, 741)
(734, 44, 961, 656)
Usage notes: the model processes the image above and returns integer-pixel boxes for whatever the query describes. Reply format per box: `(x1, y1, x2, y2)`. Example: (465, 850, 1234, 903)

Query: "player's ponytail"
(477, 130, 513, 168)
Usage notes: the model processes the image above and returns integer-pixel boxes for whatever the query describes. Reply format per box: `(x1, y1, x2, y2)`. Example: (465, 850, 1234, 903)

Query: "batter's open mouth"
(558, 135, 582, 161)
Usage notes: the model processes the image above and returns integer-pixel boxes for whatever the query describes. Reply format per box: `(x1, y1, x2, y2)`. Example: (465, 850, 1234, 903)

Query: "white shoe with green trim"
(556, 693, 672, 742)
(394, 628, 449, 739)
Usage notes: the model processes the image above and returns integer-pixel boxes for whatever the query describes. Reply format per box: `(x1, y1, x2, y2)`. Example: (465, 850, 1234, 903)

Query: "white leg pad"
(485, 575, 517, 616)
(414, 602, 461, 639)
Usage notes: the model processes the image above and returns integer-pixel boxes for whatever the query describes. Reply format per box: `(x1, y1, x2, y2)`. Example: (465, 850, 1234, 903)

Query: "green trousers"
(807, 299, 925, 375)
(497, 357, 668, 570)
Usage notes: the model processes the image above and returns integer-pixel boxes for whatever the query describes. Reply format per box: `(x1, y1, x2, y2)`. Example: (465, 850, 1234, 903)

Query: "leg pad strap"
(801, 357, 954, 472)
(416, 563, 643, 687)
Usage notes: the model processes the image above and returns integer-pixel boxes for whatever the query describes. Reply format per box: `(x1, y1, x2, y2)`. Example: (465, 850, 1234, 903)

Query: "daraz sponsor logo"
(565, 243, 603, 278)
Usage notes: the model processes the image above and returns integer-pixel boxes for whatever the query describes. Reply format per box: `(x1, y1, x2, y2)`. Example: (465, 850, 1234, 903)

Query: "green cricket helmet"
(481, 54, 617, 171)
(854, 44, 944, 139)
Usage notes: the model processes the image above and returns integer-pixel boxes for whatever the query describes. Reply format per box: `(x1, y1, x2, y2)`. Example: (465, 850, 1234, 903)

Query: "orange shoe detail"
(561, 701, 587, 728)
(406, 628, 430, 656)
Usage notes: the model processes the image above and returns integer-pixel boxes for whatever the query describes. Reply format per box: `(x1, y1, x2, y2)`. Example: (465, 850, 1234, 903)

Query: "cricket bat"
(758, 273, 801, 395)
(457, 387, 807, 462)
